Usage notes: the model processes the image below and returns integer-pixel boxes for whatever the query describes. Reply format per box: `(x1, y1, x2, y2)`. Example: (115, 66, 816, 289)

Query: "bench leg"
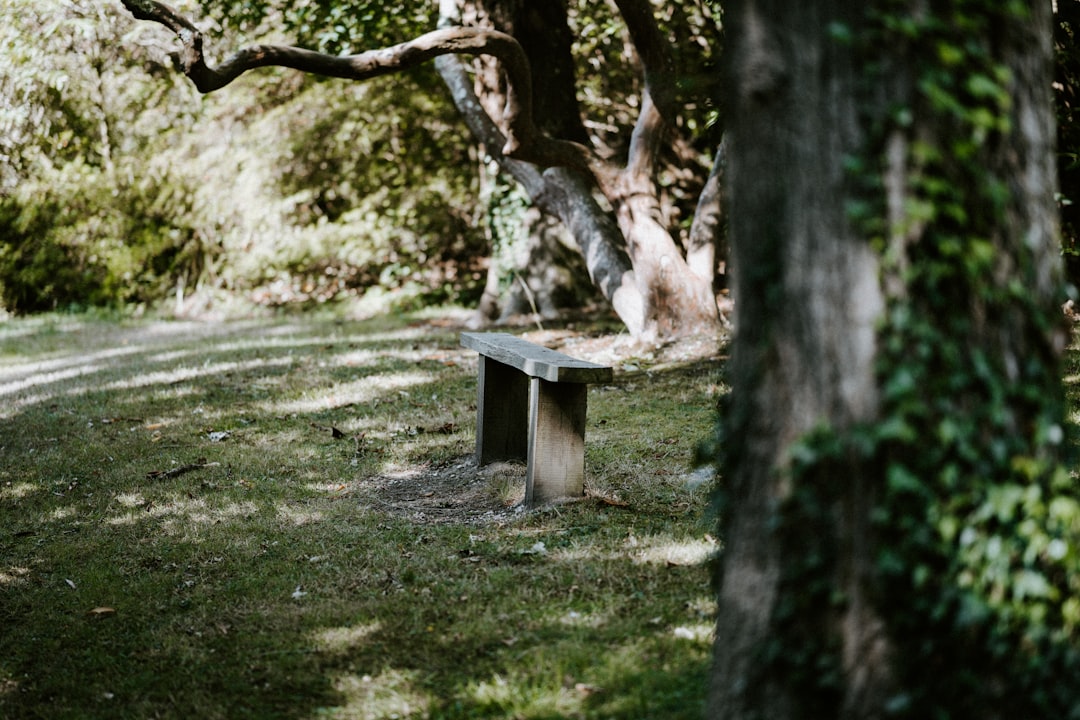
(526, 378, 587, 507)
(476, 356, 530, 464)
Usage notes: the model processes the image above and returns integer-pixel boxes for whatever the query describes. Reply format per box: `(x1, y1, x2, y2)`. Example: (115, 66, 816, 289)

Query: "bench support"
(527, 378, 588, 506)
(476, 355, 529, 464)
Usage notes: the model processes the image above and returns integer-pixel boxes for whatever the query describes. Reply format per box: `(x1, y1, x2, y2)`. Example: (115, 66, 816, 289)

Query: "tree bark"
(711, 1, 1063, 717)
(453, 0, 597, 325)
(686, 138, 725, 289)
(711, 2, 884, 716)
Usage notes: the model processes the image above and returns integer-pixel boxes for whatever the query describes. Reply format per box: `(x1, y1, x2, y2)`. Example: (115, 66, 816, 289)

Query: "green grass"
(0, 309, 724, 719)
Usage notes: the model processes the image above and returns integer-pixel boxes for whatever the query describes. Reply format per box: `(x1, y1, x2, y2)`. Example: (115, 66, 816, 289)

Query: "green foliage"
(1, 0, 728, 317)
(0, 191, 110, 313)
(0, 0, 491, 316)
(198, 0, 434, 53)
(0, 141, 223, 312)
(868, 3, 1079, 713)
(0, 0, 215, 311)
(735, 2, 1080, 716)
(256, 69, 487, 308)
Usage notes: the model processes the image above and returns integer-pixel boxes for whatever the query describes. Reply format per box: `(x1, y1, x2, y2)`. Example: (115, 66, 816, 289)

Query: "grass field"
(0, 309, 725, 719)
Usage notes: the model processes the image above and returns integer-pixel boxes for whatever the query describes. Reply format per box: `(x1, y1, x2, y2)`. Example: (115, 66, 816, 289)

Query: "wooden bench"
(460, 332, 613, 507)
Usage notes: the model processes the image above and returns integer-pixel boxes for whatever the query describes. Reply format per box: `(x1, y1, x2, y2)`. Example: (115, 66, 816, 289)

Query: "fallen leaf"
(88, 607, 116, 617)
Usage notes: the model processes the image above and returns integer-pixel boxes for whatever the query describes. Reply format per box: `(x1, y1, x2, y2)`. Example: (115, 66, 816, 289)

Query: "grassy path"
(0, 311, 723, 719)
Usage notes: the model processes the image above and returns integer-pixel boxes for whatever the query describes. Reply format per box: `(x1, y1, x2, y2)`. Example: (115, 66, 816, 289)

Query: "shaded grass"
(0, 310, 724, 719)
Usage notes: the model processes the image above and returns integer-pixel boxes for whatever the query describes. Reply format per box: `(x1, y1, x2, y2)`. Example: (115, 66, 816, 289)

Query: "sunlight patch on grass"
(304, 481, 355, 494)
(321, 348, 382, 368)
(141, 338, 319, 366)
(46, 505, 77, 522)
(324, 668, 431, 720)
(557, 608, 609, 628)
(671, 623, 715, 643)
(101, 356, 297, 392)
(276, 503, 326, 527)
(0, 360, 113, 398)
(181, 499, 260, 526)
(686, 595, 718, 621)
(136, 496, 261, 535)
(463, 672, 589, 719)
(0, 482, 39, 500)
(105, 511, 149, 527)
(311, 622, 383, 653)
(0, 345, 144, 386)
(550, 532, 717, 567)
(634, 536, 718, 567)
(379, 462, 426, 480)
(262, 370, 434, 415)
(1, 355, 299, 418)
(0, 567, 30, 587)
(115, 492, 147, 508)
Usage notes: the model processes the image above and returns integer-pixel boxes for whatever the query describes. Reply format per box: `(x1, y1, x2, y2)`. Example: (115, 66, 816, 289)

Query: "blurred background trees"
(0, 0, 723, 328)
(0, 0, 493, 316)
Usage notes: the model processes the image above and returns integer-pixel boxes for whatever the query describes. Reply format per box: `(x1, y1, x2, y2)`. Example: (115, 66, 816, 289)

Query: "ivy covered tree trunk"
(711, 2, 1076, 718)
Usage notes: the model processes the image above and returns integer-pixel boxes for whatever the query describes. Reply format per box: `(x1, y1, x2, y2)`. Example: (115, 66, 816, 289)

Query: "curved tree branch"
(119, 0, 595, 173)
(612, 0, 680, 123)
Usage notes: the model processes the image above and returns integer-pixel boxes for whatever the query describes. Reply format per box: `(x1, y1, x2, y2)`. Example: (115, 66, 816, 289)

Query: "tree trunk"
(686, 137, 726, 290)
(711, 1, 1065, 718)
(711, 2, 884, 715)
(459, 0, 596, 325)
(444, 0, 719, 341)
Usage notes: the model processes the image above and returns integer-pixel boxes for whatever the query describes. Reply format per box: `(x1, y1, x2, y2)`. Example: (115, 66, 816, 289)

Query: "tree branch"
(119, 0, 594, 172)
(612, 0, 680, 122)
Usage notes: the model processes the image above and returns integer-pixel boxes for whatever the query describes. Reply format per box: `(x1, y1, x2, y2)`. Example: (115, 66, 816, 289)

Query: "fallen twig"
(146, 459, 220, 480)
